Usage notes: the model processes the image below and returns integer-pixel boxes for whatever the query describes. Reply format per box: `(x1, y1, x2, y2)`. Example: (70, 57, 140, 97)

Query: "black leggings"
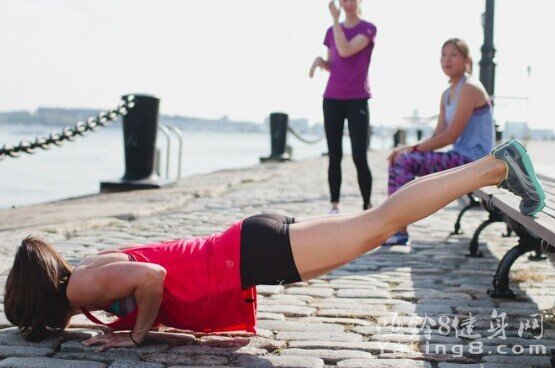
(240, 214, 302, 290)
(323, 98, 373, 209)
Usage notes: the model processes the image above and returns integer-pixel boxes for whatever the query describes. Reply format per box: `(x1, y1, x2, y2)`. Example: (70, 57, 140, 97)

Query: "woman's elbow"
(337, 47, 352, 58)
(444, 133, 458, 145)
(145, 265, 167, 286)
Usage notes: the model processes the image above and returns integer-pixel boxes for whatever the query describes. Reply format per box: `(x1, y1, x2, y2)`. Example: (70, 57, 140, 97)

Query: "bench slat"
(489, 193, 555, 245)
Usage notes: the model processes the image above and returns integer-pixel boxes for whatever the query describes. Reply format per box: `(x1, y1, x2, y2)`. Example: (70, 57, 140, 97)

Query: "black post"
(122, 94, 159, 181)
(260, 112, 291, 162)
(101, 94, 174, 192)
(393, 129, 406, 148)
(393, 130, 401, 148)
(480, 0, 501, 141)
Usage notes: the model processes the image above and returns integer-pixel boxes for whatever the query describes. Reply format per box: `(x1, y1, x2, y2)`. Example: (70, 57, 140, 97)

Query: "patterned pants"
(388, 151, 473, 195)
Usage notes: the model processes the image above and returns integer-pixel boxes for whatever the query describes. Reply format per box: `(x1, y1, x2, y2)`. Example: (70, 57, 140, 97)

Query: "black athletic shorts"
(240, 213, 302, 290)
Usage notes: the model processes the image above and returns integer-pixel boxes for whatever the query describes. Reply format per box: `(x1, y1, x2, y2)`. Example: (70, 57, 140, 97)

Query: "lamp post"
(479, 0, 501, 141)
(479, 0, 496, 97)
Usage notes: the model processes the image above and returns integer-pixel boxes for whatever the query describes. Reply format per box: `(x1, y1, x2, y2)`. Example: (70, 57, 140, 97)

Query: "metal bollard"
(393, 129, 407, 147)
(100, 94, 175, 192)
(260, 112, 291, 162)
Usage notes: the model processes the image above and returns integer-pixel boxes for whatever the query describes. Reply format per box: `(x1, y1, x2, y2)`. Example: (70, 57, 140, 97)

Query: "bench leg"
(467, 209, 504, 257)
(501, 223, 514, 238)
(487, 230, 543, 299)
(451, 194, 481, 235)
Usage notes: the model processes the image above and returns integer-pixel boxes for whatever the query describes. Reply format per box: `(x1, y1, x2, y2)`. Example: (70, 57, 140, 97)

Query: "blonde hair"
(442, 38, 473, 75)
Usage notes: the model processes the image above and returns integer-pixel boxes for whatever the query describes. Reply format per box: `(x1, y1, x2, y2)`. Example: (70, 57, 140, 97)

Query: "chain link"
(287, 126, 324, 145)
(0, 96, 135, 162)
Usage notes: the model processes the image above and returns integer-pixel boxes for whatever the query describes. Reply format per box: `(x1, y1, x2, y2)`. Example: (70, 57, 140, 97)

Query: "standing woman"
(310, 0, 377, 213)
(383, 38, 494, 246)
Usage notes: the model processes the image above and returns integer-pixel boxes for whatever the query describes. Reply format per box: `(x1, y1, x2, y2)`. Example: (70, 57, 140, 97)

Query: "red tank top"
(81, 220, 257, 333)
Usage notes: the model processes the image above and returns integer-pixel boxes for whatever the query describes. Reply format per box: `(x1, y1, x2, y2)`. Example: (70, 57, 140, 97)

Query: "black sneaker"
(492, 139, 546, 216)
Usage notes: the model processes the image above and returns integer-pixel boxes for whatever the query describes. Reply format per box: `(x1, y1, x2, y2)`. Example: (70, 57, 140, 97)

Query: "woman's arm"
(309, 49, 331, 78)
(432, 95, 447, 136)
(388, 85, 479, 165)
(413, 84, 480, 152)
(328, 2, 370, 58)
(68, 261, 166, 351)
(331, 24, 370, 58)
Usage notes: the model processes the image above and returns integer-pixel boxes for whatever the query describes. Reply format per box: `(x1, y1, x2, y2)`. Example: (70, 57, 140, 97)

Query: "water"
(0, 124, 393, 209)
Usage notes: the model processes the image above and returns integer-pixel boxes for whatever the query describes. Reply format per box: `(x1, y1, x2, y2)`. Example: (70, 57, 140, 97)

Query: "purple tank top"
(323, 20, 377, 100)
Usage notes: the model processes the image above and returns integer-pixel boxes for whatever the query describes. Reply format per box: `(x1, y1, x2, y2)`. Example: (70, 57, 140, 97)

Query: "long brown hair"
(4, 236, 73, 341)
(442, 38, 473, 75)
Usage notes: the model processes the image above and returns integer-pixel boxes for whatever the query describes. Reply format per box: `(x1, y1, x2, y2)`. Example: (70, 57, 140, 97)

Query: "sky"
(1, 0, 553, 129)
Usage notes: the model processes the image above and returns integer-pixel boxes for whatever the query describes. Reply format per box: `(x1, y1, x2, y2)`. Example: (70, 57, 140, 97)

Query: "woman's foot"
(492, 139, 546, 216)
(381, 231, 410, 246)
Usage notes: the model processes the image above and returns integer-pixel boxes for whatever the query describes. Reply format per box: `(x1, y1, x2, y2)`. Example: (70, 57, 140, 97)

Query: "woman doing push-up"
(4, 140, 546, 352)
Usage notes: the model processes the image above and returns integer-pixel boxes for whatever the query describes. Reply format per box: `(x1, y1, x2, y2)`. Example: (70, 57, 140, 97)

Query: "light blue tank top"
(444, 75, 494, 161)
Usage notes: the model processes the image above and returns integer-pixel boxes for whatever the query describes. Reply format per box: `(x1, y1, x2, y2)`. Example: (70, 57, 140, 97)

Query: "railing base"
(100, 177, 176, 193)
(259, 154, 291, 163)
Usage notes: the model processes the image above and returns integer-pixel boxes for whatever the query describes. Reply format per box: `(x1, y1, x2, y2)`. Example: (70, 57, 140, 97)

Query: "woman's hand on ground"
(309, 57, 324, 78)
(328, 1, 340, 22)
(82, 332, 139, 352)
(388, 146, 411, 166)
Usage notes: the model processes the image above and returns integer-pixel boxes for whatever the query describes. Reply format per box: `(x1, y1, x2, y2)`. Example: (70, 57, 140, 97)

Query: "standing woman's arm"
(309, 49, 331, 78)
(329, 1, 369, 57)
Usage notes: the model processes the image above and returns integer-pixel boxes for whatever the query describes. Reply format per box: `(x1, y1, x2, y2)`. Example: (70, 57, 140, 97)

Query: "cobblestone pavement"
(0, 150, 554, 368)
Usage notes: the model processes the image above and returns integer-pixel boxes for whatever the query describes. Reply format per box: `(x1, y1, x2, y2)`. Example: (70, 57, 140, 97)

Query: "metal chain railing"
(287, 126, 324, 144)
(0, 95, 136, 162)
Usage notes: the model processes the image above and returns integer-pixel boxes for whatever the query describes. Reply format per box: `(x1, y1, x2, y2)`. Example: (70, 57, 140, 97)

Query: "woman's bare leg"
(289, 155, 507, 280)
(294, 156, 491, 224)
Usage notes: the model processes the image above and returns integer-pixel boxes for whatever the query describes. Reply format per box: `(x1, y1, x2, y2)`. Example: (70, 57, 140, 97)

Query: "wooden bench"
(453, 173, 555, 299)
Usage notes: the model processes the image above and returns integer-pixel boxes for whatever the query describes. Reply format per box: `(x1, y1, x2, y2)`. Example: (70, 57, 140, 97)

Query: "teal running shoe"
(492, 139, 546, 216)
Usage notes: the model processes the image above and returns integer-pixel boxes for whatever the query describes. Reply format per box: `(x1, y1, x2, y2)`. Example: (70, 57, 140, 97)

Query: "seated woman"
(385, 38, 494, 246)
(4, 140, 545, 352)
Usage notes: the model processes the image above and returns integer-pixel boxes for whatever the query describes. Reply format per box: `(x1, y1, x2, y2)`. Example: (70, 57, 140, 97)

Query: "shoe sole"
(510, 140, 546, 216)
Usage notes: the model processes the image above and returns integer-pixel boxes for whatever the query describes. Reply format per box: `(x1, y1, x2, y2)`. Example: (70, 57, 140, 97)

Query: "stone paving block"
(281, 348, 374, 364)
(168, 344, 267, 356)
(56, 340, 168, 363)
(354, 325, 421, 335)
(61, 328, 101, 341)
(376, 316, 425, 327)
(336, 289, 391, 299)
(257, 320, 344, 333)
(370, 333, 463, 345)
(0, 357, 106, 368)
(275, 331, 363, 342)
(378, 352, 476, 364)
(481, 354, 551, 367)
(259, 297, 308, 307)
(288, 340, 414, 354)
(309, 298, 407, 307)
(285, 287, 335, 297)
(0, 345, 53, 358)
(257, 312, 286, 321)
(298, 316, 372, 326)
(0, 328, 61, 349)
(108, 361, 164, 368)
(143, 353, 228, 366)
(391, 303, 453, 315)
(337, 358, 432, 367)
(256, 285, 285, 295)
(257, 304, 316, 317)
(316, 308, 393, 319)
(307, 301, 387, 311)
(236, 354, 324, 368)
